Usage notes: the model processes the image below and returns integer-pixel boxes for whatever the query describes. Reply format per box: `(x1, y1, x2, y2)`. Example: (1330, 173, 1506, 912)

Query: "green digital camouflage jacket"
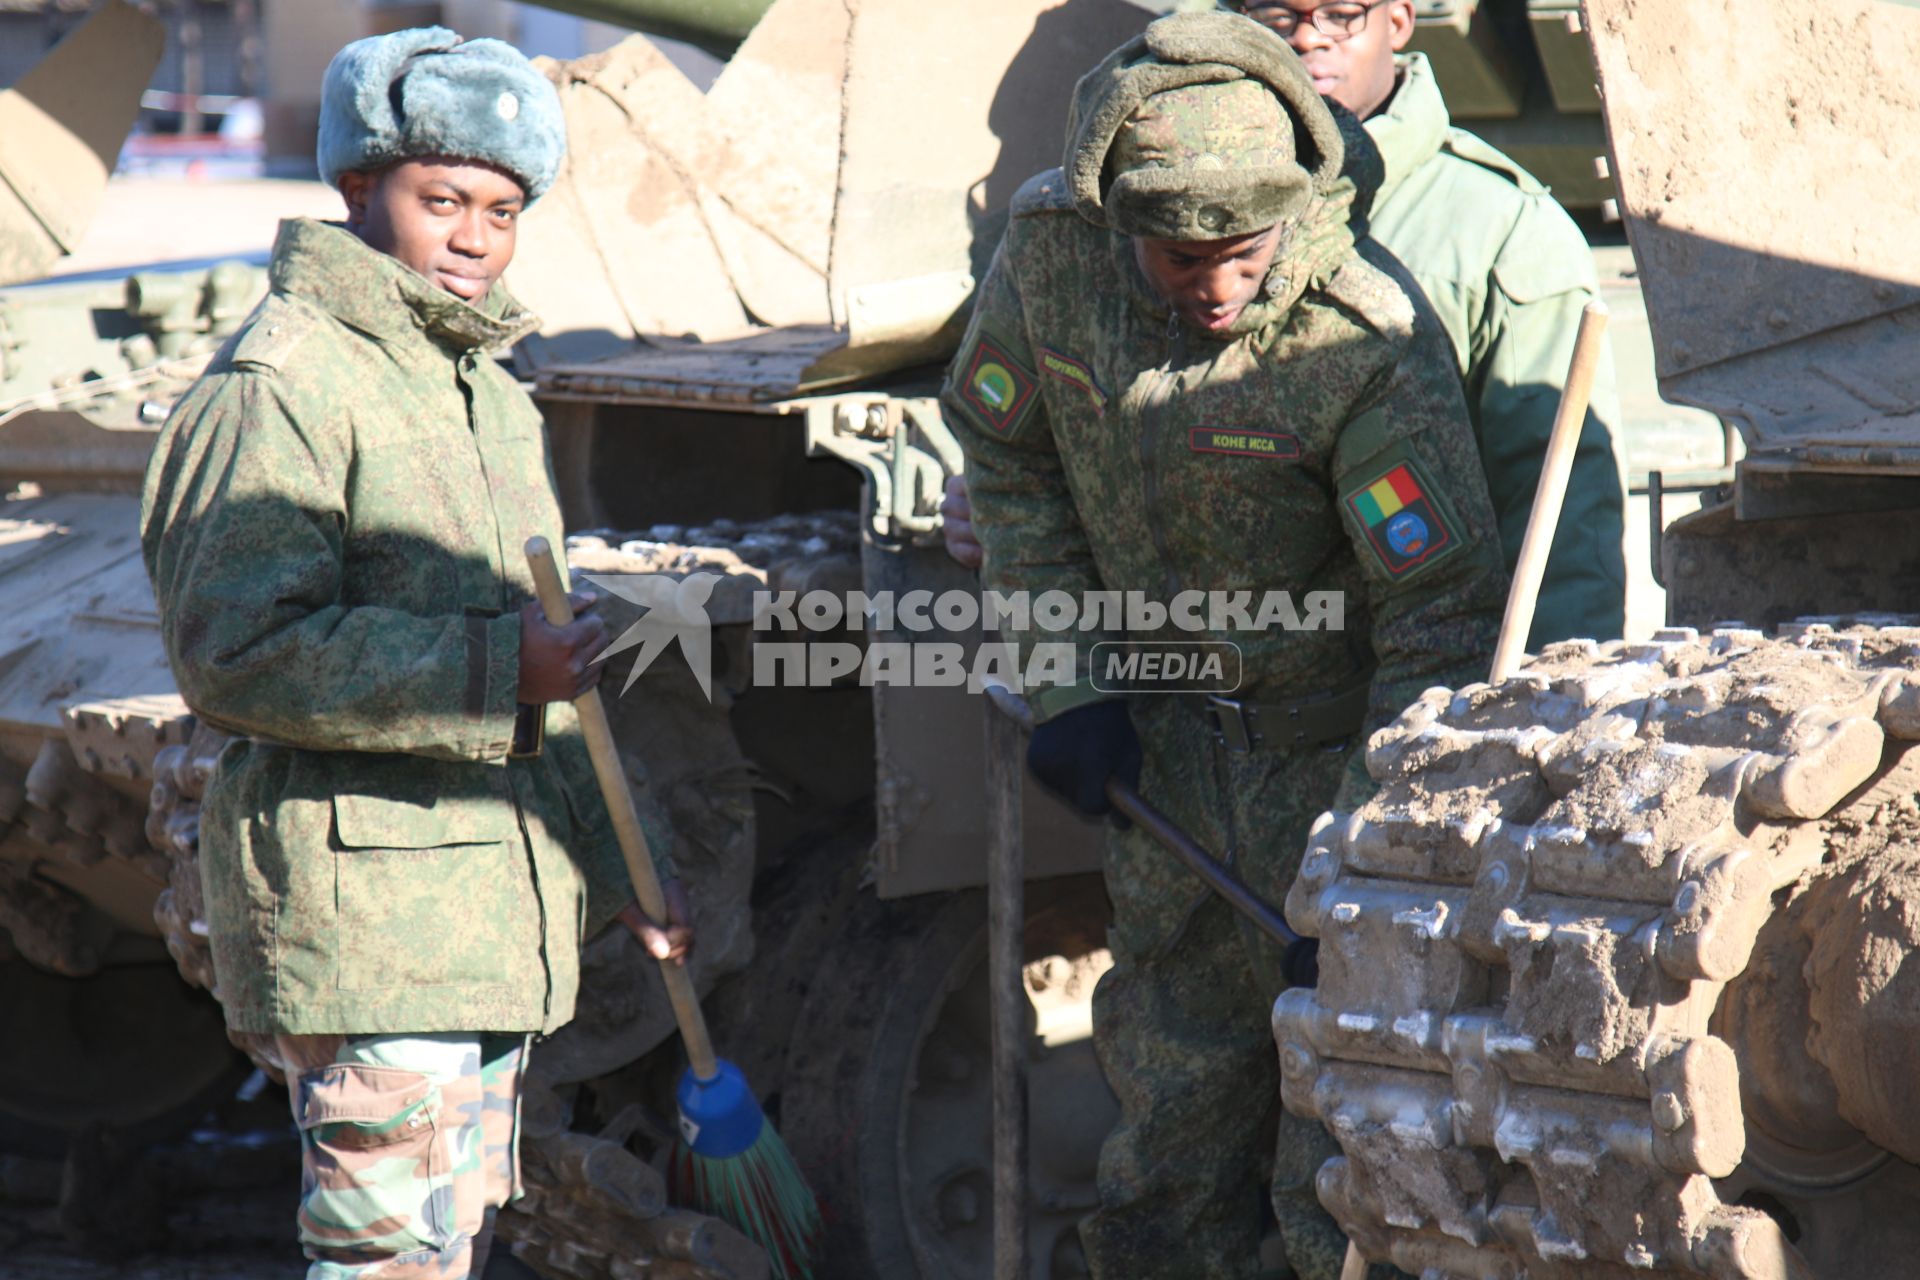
(141, 218, 668, 1037)
(942, 170, 1508, 755)
(1368, 53, 1627, 647)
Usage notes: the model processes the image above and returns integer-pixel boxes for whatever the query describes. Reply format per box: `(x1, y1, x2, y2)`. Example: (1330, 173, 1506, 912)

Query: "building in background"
(0, 0, 718, 179)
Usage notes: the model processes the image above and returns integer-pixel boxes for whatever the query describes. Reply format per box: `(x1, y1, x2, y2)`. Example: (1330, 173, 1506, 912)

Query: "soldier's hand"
(941, 474, 983, 570)
(1027, 700, 1142, 821)
(517, 591, 609, 703)
(617, 880, 696, 966)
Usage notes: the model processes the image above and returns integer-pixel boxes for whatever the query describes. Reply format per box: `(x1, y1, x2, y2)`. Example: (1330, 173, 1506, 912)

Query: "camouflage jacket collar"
(268, 218, 539, 354)
(1367, 53, 1449, 212)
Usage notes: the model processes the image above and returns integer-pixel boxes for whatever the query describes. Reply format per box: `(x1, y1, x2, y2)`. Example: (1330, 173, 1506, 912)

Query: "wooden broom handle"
(1489, 300, 1611, 684)
(525, 536, 719, 1082)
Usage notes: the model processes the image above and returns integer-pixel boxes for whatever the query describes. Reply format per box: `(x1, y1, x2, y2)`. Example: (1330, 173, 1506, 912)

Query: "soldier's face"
(339, 157, 525, 303)
(1133, 225, 1285, 334)
(1243, 0, 1415, 120)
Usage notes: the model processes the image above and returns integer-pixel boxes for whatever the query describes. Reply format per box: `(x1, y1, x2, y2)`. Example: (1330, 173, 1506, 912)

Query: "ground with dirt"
(0, 1065, 550, 1279)
(0, 1071, 302, 1280)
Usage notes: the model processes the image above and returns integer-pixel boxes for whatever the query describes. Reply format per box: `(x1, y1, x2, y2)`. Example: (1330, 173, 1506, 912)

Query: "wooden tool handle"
(983, 696, 1029, 1280)
(1489, 300, 1611, 684)
(525, 536, 719, 1081)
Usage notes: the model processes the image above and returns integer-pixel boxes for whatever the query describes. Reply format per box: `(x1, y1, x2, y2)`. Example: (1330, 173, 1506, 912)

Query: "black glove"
(1026, 699, 1142, 819)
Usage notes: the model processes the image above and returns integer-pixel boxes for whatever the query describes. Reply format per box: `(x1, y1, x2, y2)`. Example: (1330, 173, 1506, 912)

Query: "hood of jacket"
(1065, 11, 1345, 242)
(1112, 95, 1382, 341)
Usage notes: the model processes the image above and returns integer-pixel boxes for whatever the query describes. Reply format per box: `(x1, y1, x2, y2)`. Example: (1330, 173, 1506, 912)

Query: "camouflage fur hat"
(318, 27, 566, 202)
(1066, 11, 1344, 240)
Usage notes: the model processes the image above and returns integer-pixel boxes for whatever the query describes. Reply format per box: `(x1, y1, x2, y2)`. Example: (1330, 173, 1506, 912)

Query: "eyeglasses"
(1243, 0, 1390, 40)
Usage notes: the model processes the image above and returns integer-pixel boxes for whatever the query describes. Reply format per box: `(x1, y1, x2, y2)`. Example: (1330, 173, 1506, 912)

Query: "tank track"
(1277, 623, 1920, 1279)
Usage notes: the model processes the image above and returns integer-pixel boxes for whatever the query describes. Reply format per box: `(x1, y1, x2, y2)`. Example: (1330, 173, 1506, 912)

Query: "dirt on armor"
(1278, 621, 1920, 1278)
(1796, 742, 1920, 1165)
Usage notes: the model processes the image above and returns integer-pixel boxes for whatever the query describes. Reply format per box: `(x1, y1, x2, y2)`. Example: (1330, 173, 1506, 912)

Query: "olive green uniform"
(942, 19, 1507, 1275)
(1367, 52, 1626, 647)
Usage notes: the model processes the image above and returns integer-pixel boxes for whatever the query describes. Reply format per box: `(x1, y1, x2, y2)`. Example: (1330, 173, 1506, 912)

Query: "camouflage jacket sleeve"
(1475, 196, 1627, 647)
(141, 368, 520, 758)
(941, 237, 1110, 722)
(1327, 262, 1509, 751)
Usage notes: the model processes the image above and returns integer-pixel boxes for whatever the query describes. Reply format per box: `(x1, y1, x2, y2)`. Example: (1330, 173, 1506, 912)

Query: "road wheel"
(0, 953, 242, 1157)
(781, 873, 1116, 1280)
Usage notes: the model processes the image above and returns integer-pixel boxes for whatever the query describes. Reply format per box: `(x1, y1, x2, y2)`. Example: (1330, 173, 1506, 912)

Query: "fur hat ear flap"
(318, 26, 460, 192)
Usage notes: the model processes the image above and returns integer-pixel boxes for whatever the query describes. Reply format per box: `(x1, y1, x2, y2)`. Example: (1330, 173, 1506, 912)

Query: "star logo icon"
(585, 572, 721, 699)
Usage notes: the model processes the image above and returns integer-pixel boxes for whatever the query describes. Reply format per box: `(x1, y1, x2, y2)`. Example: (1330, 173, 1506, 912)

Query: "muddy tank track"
(1277, 622, 1920, 1279)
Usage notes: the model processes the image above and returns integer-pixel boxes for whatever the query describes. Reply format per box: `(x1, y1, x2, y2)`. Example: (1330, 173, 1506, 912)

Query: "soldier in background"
(1241, 0, 1625, 646)
(947, 0, 1626, 651)
(140, 29, 690, 1279)
(942, 13, 1505, 1277)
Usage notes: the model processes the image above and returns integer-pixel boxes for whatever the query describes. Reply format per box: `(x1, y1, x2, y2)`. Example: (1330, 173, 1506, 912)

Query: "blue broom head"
(675, 1058, 766, 1158)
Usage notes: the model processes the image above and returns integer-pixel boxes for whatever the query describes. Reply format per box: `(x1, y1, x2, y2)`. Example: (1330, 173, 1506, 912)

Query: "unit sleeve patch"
(958, 335, 1040, 438)
(1343, 458, 1461, 577)
(1039, 347, 1108, 415)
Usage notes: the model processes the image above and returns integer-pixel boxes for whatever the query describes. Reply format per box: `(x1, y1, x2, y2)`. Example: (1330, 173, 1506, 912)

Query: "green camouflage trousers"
(278, 1031, 528, 1280)
(1076, 696, 1367, 1280)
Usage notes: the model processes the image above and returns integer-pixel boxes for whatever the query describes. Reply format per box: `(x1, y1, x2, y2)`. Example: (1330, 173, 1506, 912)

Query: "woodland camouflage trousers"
(274, 1031, 528, 1280)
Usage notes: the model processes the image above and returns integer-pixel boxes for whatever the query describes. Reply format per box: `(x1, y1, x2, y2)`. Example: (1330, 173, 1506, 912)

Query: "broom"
(526, 537, 823, 1280)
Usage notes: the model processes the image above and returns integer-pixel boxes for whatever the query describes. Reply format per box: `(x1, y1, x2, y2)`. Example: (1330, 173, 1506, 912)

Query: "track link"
(1278, 623, 1920, 1279)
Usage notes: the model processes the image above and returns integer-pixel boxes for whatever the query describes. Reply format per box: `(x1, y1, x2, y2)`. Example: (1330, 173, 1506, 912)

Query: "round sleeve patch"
(958, 335, 1040, 437)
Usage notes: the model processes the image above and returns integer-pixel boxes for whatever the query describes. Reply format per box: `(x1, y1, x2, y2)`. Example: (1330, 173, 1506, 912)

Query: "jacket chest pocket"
(331, 793, 534, 991)
(1164, 423, 1338, 565)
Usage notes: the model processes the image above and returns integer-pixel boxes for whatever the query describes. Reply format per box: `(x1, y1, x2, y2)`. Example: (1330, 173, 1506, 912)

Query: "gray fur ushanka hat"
(318, 27, 566, 201)
(1067, 11, 1344, 241)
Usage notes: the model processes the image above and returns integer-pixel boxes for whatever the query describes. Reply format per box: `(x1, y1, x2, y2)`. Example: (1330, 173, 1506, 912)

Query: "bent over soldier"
(140, 29, 692, 1280)
(941, 13, 1505, 1279)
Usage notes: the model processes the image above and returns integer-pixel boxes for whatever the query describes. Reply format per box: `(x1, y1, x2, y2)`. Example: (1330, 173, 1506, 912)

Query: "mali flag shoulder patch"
(1344, 459, 1459, 577)
(958, 334, 1039, 437)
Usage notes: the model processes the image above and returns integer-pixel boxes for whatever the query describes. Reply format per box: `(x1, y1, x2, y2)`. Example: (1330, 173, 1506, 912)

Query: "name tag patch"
(959, 336, 1038, 437)
(1188, 427, 1300, 460)
(1040, 347, 1108, 414)
(1345, 461, 1455, 576)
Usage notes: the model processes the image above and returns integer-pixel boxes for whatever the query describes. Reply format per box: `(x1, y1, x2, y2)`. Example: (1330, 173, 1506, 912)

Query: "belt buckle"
(1204, 694, 1258, 753)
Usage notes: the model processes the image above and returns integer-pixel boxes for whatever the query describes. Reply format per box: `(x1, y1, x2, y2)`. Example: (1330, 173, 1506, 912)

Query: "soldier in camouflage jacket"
(941, 14, 1505, 1278)
(140, 29, 685, 1280)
